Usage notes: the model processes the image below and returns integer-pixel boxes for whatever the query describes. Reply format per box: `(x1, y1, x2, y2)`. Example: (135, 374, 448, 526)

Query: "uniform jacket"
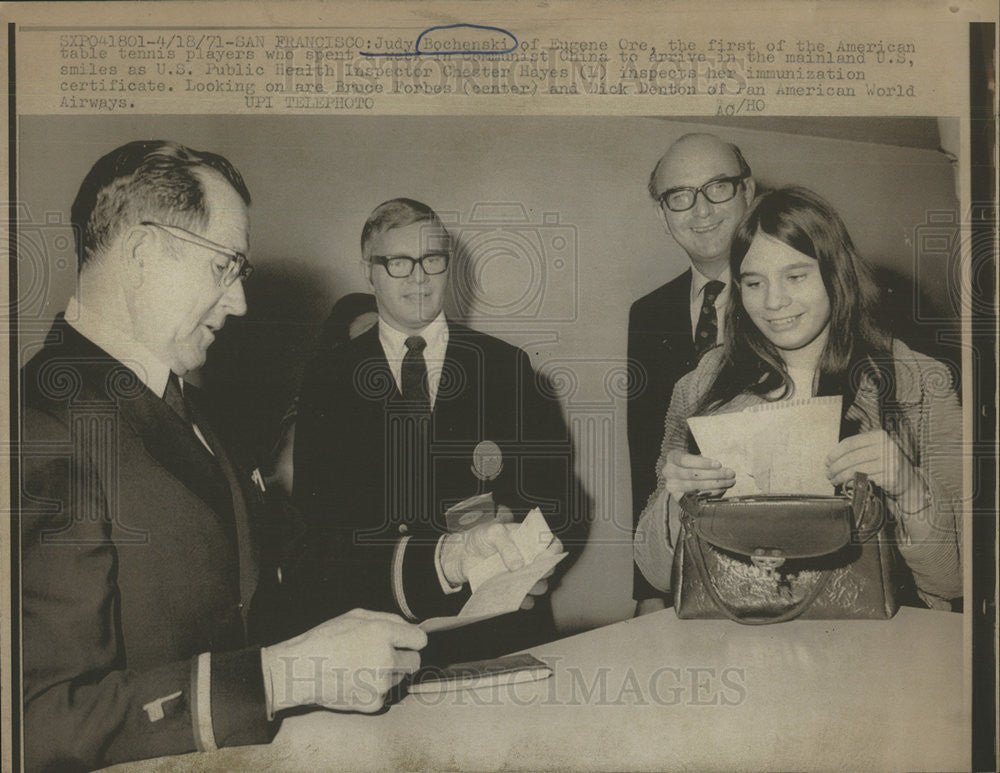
(289, 321, 581, 656)
(20, 317, 275, 770)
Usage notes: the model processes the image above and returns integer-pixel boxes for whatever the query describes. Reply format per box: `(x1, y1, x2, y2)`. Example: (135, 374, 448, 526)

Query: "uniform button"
(398, 524, 409, 534)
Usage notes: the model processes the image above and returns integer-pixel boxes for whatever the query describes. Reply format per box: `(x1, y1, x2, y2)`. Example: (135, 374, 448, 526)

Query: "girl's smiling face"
(738, 231, 832, 355)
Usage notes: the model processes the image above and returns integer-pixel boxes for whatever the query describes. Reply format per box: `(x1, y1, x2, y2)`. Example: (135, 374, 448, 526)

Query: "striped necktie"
(694, 280, 725, 357)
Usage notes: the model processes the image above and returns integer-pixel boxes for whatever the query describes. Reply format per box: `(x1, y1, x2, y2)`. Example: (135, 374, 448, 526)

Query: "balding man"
(627, 134, 756, 614)
(19, 141, 429, 770)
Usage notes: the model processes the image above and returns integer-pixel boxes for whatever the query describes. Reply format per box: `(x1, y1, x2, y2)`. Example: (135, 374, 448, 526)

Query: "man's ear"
(742, 176, 757, 205)
(121, 225, 152, 288)
(654, 202, 675, 238)
(359, 258, 375, 289)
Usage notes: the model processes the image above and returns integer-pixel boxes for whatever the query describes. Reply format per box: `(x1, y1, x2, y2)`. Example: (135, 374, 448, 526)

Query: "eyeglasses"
(369, 252, 450, 279)
(141, 221, 254, 286)
(658, 173, 749, 212)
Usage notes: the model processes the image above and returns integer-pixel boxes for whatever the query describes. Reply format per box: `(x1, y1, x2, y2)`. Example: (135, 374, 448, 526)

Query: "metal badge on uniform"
(445, 441, 504, 531)
(471, 440, 503, 481)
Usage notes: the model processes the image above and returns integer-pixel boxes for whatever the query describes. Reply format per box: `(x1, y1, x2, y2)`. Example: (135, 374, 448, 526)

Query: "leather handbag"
(672, 473, 899, 623)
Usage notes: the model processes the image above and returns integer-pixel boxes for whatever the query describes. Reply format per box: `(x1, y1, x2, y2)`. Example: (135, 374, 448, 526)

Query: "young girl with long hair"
(634, 186, 962, 609)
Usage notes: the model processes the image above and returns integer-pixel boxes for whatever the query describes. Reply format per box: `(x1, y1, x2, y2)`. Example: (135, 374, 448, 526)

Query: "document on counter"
(686, 395, 842, 496)
(408, 653, 553, 694)
(421, 509, 567, 633)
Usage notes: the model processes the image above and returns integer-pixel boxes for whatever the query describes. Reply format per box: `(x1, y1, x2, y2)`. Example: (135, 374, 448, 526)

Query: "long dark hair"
(699, 186, 892, 414)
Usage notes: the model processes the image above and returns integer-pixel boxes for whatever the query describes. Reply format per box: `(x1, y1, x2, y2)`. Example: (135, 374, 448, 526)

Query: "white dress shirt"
(375, 311, 462, 594)
(377, 312, 449, 409)
(688, 266, 731, 345)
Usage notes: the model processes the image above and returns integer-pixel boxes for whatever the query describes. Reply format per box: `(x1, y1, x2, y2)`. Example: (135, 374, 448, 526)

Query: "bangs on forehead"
(756, 212, 820, 262)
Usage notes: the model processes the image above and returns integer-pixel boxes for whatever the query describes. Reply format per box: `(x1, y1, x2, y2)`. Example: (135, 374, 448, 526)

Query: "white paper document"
(686, 396, 842, 496)
(466, 508, 555, 592)
(420, 510, 567, 633)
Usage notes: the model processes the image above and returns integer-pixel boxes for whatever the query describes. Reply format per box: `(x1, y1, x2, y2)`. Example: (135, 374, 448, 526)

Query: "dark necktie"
(694, 280, 726, 357)
(163, 371, 192, 425)
(165, 373, 219, 461)
(401, 335, 431, 412)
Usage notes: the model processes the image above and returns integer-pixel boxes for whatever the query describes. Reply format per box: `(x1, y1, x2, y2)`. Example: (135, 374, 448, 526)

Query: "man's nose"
(691, 190, 713, 217)
(407, 261, 429, 283)
(221, 278, 248, 317)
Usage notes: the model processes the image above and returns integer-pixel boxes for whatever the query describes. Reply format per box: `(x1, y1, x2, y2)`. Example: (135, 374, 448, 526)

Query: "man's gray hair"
(71, 140, 250, 270)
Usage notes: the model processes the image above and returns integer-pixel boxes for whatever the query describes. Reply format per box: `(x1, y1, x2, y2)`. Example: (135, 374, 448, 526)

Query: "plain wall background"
(16, 115, 961, 632)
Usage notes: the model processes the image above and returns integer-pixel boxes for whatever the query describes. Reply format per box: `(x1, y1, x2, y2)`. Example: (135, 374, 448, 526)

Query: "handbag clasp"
(751, 549, 793, 598)
(750, 549, 785, 573)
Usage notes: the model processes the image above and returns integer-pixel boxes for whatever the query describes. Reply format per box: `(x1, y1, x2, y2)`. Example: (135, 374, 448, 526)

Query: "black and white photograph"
(3, 3, 996, 772)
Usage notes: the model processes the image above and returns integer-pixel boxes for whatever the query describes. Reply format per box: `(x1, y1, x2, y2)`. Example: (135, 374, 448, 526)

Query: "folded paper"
(421, 509, 566, 633)
(687, 396, 842, 496)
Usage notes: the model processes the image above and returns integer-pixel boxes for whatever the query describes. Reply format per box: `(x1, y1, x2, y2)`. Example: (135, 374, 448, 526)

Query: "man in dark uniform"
(292, 198, 580, 661)
(19, 142, 460, 770)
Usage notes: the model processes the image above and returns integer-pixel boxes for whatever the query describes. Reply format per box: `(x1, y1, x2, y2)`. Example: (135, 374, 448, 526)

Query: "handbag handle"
(684, 528, 834, 624)
(845, 472, 886, 542)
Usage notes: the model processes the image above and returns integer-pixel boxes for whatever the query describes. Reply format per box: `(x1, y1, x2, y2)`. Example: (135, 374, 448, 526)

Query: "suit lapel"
(45, 320, 235, 525)
(40, 318, 260, 623)
(354, 327, 402, 402)
(658, 269, 695, 366)
(356, 326, 437, 523)
(118, 388, 235, 529)
(434, 323, 483, 436)
(188, 392, 260, 615)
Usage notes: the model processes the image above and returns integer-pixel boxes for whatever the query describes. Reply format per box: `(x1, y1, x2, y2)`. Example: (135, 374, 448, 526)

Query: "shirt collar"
(690, 265, 732, 303)
(378, 312, 449, 361)
(64, 295, 173, 398)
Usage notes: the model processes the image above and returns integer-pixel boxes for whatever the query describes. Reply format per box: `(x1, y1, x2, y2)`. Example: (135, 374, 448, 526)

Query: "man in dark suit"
(627, 134, 756, 614)
(292, 198, 579, 661)
(19, 142, 440, 770)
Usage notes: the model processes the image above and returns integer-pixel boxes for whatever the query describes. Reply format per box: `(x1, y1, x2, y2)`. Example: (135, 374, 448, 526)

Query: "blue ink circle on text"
(361, 23, 518, 58)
